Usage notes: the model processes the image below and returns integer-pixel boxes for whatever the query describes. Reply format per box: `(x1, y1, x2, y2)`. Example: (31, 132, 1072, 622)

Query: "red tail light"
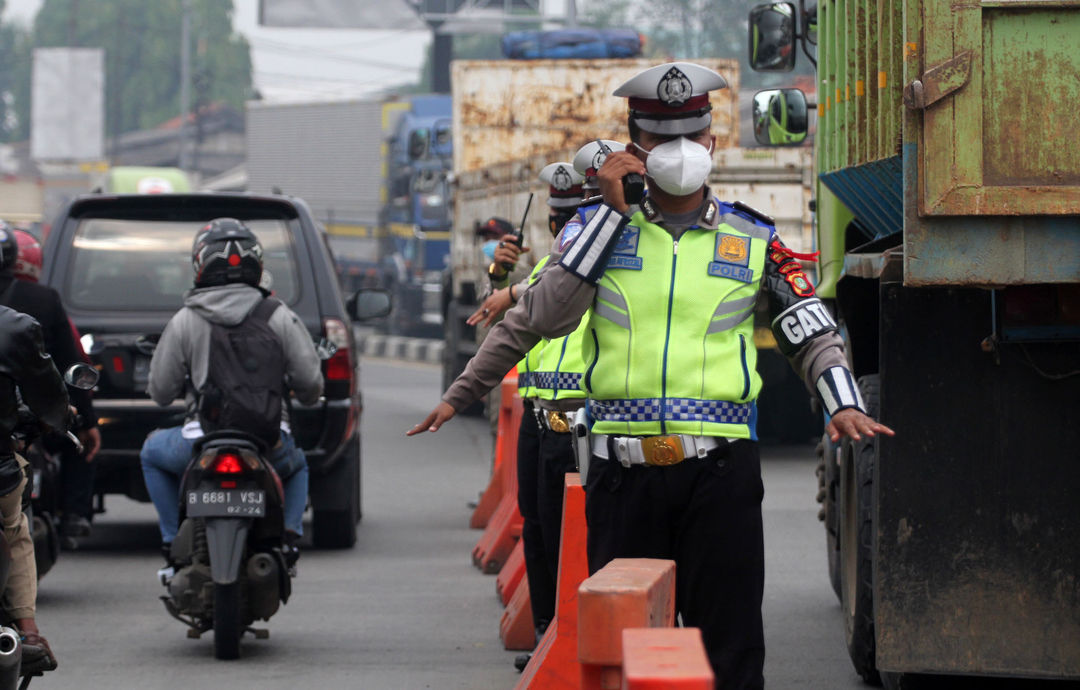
(213, 452, 245, 475)
(323, 318, 353, 382)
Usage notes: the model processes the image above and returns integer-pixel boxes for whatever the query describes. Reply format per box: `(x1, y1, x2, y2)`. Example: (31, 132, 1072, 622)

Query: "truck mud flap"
(875, 283, 1080, 678)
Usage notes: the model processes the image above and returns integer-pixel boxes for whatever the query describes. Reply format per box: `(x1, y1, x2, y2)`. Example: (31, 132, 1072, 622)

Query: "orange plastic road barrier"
(515, 473, 588, 689)
(578, 558, 677, 690)
(470, 379, 524, 573)
(500, 575, 536, 651)
(497, 539, 527, 605)
(469, 370, 519, 529)
(621, 628, 714, 690)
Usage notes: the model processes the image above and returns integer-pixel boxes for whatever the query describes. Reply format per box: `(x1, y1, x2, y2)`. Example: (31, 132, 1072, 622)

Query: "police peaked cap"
(539, 162, 585, 209)
(613, 62, 728, 135)
(572, 140, 625, 190)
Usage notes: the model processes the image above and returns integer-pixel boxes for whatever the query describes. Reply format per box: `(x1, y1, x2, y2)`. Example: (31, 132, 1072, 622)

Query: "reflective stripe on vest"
(583, 201, 772, 438)
(517, 257, 549, 399)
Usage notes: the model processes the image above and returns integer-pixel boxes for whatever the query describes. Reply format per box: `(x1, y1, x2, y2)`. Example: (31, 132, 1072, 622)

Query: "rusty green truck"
(749, 1, 1080, 686)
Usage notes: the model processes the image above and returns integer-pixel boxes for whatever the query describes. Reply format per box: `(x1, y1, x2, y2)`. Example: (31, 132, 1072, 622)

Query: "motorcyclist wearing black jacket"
(0, 223, 101, 543)
(0, 303, 68, 674)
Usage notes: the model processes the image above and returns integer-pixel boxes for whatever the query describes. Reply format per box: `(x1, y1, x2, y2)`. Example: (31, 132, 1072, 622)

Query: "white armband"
(815, 366, 866, 416)
(558, 203, 628, 285)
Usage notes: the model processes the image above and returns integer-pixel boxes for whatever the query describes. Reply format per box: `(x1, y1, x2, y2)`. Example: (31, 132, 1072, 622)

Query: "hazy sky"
(2, 0, 433, 102)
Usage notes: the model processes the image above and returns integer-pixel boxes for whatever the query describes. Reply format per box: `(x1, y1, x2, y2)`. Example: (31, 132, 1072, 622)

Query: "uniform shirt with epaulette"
(442, 193, 861, 430)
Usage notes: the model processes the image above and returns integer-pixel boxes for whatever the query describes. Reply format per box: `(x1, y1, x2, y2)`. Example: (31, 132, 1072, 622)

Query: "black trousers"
(516, 409, 548, 630)
(584, 439, 765, 690)
(60, 443, 96, 519)
(516, 404, 579, 631)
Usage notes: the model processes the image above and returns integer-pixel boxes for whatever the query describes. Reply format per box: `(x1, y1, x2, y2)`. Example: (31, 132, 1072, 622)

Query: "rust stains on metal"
(452, 58, 739, 172)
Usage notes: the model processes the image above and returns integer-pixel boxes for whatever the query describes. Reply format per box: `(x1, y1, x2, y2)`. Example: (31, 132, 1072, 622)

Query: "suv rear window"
(64, 218, 300, 310)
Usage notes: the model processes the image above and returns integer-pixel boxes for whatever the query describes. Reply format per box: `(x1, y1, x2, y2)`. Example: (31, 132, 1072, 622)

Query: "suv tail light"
(323, 317, 353, 385)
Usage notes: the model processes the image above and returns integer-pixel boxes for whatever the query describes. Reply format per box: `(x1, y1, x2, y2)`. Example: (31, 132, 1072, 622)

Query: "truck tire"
(817, 435, 842, 602)
(840, 375, 881, 685)
(312, 439, 360, 549)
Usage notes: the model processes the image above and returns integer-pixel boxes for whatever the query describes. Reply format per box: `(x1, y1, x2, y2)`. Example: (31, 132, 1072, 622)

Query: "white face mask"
(635, 136, 714, 197)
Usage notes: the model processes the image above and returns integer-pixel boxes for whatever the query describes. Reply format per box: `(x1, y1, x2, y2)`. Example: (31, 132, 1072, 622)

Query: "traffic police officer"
(410, 62, 894, 689)
(513, 161, 588, 655)
(573, 139, 624, 205)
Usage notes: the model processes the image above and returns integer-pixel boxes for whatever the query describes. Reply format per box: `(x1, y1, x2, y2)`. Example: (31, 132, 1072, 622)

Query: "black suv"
(41, 193, 387, 548)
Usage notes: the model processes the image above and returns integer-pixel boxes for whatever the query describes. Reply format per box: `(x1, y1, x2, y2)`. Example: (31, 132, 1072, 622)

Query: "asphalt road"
(31, 358, 1070, 689)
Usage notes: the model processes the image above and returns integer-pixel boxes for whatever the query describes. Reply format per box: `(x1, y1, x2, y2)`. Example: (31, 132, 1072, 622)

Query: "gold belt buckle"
(641, 436, 685, 466)
(546, 411, 570, 433)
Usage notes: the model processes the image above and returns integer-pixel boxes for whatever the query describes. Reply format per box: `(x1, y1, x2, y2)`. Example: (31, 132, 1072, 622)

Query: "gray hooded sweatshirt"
(148, 283, 324, 435)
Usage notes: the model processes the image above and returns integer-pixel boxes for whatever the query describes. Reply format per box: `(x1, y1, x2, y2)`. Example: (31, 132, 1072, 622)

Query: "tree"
(0, 1, 32, 143)
(4, 0, 252, 141)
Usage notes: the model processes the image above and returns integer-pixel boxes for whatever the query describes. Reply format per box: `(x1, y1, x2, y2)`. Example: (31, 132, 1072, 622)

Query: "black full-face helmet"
(0, 220, 17, 272)
(191, 217, 263, 288)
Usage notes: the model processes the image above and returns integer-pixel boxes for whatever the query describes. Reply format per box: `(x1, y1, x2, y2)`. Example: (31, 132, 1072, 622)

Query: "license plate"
(186, 489, 266, 518)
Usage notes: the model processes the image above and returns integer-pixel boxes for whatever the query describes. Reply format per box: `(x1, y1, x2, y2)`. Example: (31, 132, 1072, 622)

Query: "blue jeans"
(140, 427, 308, 543)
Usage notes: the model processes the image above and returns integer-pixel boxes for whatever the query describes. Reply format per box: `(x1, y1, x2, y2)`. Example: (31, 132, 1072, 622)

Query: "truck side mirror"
(408, 129, 429, 160)
(752, 88, 809, 146)
(748, 2, 797, 72)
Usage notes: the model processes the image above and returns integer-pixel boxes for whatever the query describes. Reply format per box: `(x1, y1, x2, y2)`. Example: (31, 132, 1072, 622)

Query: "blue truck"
(382, 95, 453, 337)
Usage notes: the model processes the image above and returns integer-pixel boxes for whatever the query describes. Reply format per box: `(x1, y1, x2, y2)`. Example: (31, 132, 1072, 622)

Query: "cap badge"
(552, 165, 573, 191)
(591, 149, 608, 173)
(657, 66, 693, 107)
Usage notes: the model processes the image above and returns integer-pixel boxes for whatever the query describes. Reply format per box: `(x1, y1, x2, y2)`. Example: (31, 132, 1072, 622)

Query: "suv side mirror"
(752, 88, 809, 146)
(347, 288, 393, 322)
(749, 2, 797, 72)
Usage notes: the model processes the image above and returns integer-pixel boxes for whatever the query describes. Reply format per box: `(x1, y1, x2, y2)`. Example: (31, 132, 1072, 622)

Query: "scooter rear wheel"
(213, 582, 242, 660)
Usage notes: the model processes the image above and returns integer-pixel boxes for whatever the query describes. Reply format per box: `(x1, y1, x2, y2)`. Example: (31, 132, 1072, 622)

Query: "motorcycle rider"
(141, 218, 323, 571)
(0, 303, 69, 674)
(0, 224, 101, 545)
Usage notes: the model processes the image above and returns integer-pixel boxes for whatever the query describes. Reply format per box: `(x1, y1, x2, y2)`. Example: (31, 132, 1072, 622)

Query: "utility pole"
(429, 21, 453, 94)
(179, 0, 192, 171)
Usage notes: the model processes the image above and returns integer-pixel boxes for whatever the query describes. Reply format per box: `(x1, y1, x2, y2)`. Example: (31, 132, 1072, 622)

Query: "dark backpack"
(197, 297, 285, 447)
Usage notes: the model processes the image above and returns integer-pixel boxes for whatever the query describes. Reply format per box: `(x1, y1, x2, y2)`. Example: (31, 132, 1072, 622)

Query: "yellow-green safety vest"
(517, 256, 589, 401)
(582, 204, 773, 438)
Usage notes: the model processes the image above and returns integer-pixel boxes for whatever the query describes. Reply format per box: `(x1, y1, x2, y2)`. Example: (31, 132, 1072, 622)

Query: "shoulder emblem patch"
(784, 270, 816, 296)
(558, 220, 584, 252)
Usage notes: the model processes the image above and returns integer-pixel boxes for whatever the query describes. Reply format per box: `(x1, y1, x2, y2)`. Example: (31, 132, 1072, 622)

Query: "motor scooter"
(161, 430, 293, 660)
(3, 363, 100, 689)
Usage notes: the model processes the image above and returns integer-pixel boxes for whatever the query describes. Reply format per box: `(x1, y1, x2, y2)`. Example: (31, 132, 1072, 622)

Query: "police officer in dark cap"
(411, 62, 894, 689)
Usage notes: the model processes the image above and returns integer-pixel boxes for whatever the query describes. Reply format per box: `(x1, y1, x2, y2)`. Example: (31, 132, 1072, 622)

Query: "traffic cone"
(500, 576, 536, 651)
(577, 558, 677, 690)
(497, 539, 527, 605)
(514, 473, 588, 689)
(470, 379, 524, 573)
(469, 370, 518, 529)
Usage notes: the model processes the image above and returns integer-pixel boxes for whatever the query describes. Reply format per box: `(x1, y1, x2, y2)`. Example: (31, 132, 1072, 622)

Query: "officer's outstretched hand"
(826, 408, 895, 443)
(407, 402, 456, 436)
(598, 149, 647, 215)
(467, 287, 513, 328)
